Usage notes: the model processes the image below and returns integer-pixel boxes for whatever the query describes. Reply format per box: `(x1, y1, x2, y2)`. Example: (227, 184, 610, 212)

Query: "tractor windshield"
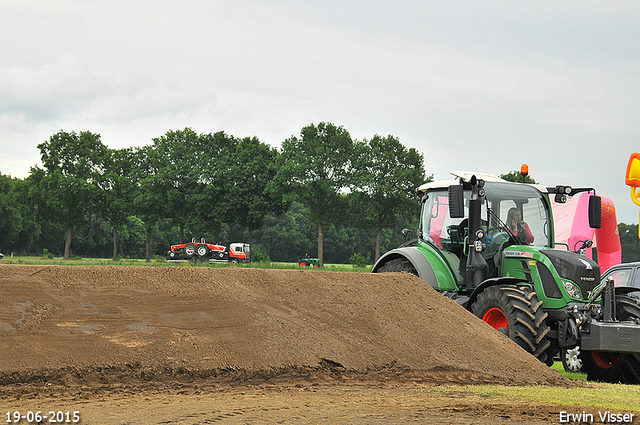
(420, 182, 552, 253)
(483, 182, 552, 248)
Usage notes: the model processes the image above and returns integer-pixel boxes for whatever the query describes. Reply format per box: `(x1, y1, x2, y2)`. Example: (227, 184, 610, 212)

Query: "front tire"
(197, 245, 210, 257)
(472, 285, 552, 365)
(581, 294, 640, 383)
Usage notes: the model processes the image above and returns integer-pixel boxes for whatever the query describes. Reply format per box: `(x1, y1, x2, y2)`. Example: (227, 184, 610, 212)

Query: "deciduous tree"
(350, 135, 427, 261)
(0, 174, 22, 252)
(95, 147, 137, 260)
(151, 128, 201, 243)
(232, 136, 286, 245)
(276, 122, 354, 266)
(36, 130, 108, 259)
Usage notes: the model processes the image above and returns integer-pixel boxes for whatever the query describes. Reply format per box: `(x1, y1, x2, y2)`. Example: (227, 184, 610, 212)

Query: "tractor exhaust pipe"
(466, 175, 488, 291)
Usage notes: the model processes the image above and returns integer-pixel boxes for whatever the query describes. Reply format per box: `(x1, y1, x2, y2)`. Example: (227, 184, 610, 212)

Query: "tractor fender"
(465, 277, 530, 311)
(372, 247, 439, 289)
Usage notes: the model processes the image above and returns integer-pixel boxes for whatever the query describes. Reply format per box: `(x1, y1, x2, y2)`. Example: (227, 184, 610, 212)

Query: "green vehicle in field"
(298, 256, 321, 267)
(373, 171, 640, 383)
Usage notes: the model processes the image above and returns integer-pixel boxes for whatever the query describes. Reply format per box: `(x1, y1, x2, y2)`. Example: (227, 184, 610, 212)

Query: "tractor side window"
(499, 200, 517, 224)
(633, 268, 640, 289)
(421, 191, 465, 252)
(421, 190, 466, 283)
(522, 200, 549, 246)
(607, 269, 631, 287)
(497, 199, 549, 247)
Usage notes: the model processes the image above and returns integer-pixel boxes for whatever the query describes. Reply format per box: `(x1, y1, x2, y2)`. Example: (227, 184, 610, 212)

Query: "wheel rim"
(482, 307, 509, 330)
(591, 351, 621, 369)
(299, 262, 306, 267)
(563, 347, 583, 373)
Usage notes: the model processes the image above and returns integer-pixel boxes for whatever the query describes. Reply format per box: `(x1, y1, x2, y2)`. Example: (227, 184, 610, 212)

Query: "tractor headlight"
(563, 280, 582, 299)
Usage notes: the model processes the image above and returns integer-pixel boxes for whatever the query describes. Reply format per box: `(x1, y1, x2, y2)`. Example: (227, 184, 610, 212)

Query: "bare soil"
(0, 265, 579, 424)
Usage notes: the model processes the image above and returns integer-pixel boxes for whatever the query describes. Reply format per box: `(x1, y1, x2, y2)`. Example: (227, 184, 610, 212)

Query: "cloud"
(0, 55, 100, 120)
(1, 0, 640, 222)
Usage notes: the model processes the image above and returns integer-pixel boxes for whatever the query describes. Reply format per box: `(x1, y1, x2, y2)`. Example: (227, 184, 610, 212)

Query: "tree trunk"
(146, 226, 152, 262)
(375, 227, 383, 262)
(112, 228, 118, 261)
(318, 222, 324, 266)
(64, 225, 73, 260)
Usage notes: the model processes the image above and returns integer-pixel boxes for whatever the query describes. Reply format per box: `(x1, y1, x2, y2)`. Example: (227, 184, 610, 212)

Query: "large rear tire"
(581, 294, 640, 384)
(375, 258, 418, 276)
(472, 285, 552, 364)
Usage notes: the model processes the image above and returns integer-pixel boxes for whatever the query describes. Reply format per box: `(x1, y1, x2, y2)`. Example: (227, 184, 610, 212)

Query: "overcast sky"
(2, 1, 640, 224)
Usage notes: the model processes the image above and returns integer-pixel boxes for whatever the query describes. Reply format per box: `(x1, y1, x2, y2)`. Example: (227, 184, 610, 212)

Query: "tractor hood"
(540, 249, 601, 297)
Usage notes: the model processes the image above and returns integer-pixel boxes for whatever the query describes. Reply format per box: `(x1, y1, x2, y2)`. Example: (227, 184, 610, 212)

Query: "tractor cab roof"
(417, 171, 549, 194)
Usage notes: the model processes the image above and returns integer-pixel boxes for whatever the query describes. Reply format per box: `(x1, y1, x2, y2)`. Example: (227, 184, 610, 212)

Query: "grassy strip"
(423, 362, 638, 412)
(550, 361, 587, 381)
(0, 256, 373, 272)
(426, 381, 640, 412)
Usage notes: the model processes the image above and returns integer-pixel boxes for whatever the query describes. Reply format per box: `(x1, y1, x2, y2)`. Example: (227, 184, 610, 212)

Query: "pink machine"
(552, 192, 621, 273)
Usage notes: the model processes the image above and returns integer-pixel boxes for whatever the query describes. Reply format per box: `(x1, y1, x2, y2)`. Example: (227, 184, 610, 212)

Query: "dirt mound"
(0, 264, 566, 389)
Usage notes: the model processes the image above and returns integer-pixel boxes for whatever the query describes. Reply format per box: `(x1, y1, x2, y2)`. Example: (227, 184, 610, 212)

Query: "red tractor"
(166, 238, 251, 264)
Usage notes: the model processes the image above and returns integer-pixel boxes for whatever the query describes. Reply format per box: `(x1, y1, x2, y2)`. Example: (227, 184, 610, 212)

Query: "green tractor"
(298, 256, 321, 267)
(373, 171, 640, 383)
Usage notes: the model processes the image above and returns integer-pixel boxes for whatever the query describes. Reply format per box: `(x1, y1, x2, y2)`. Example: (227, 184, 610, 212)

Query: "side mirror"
(401, 228, 412, 239)
(589, 195, 602, 229)
(449, 185, 465, 218)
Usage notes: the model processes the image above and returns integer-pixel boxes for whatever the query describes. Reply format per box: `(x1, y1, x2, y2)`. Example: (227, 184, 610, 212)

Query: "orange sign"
(625, 154, 640, 236)
(625, 153, 640, 187)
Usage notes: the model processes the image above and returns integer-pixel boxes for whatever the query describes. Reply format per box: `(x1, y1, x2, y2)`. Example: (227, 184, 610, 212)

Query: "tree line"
(0, 123, 427, 265)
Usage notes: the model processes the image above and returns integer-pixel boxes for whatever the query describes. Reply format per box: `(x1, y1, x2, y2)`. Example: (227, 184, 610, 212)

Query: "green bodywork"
(415, 241, 458, 291)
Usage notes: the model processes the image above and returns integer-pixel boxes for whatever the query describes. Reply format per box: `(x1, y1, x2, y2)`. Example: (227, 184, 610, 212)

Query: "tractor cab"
(419, 174, 554, 285)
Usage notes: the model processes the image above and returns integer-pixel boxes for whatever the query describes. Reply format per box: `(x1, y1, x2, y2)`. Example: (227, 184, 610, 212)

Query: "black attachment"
(448, 184, 464, 218)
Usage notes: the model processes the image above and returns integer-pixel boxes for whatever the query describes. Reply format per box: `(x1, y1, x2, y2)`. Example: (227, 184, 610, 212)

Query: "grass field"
(0, 255, 373, 272)
(430, 379, 640, 413)
(414, 362, 640, 413)
(424, 363, 638, 413)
